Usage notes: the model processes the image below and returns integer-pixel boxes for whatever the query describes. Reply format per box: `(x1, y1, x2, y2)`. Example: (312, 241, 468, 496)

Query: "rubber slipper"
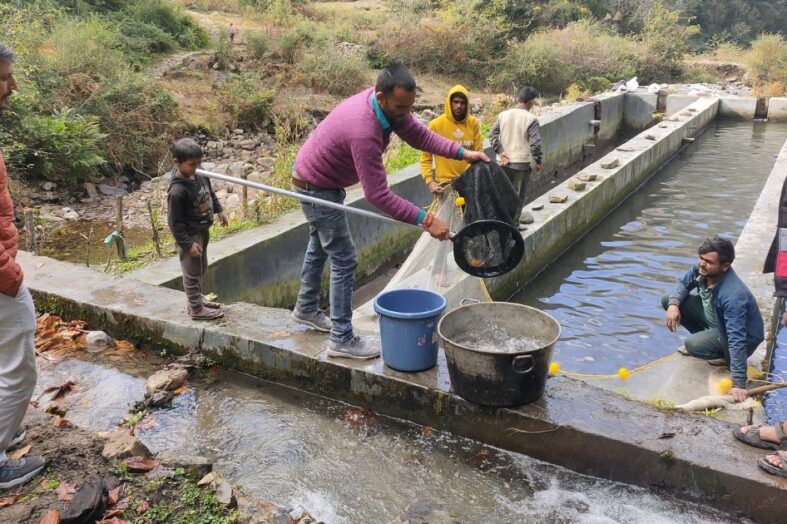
(190, 309, 223, 321)
(733, 423, 787, 450)
(203, 301, 221, 309)
(758, 451, 787, 478)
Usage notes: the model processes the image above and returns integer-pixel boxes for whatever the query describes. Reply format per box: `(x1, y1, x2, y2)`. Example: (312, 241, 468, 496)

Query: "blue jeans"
(295, 187, 357, 342)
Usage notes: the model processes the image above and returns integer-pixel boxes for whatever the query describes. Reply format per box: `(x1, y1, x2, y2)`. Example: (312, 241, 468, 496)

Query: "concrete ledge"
(19, 251, 787, 523)
(720, 96, 758, 119)
(624, 92, 657, 128)
(488, 97, 720, 299)
(770, 98, 787, 122)
(666, 95, 700, 116)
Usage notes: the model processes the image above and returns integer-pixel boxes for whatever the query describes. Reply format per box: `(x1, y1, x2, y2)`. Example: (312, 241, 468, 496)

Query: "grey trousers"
(502, 164, 532, 222)
(176, 229, 210, 313)
(0, 285, 37, 462)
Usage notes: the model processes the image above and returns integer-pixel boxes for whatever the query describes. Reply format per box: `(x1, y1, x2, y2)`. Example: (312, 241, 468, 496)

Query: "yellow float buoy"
(718, 377, 733, 394)
(617, 367, 630, 380)
(454, 196, 465, 207)
(549, 362, 560, 375)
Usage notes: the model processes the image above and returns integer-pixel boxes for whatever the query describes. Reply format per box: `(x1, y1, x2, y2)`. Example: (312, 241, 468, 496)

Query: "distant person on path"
(167, 138, 228, 321)
(731, 174, 787, 478)
(420, 85, 482, 194)
(228, 23, 238, 44)
(291, 64, 489, 359)
(0, 43, 46, 489)
(489, 86, 544, 225)
(661, 236, 764, 402)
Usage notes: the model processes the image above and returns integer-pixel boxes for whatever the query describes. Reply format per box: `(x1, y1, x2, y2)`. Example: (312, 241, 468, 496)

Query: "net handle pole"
(196, 169, 425, 232)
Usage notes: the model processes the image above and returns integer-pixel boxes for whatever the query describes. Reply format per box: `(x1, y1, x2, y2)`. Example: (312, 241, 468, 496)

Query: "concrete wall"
(770, 98, 787, 122)
(134, 92, 640, 308)
(623, 92, 657, 129)
(488, 97, 720, 299)
(733, 136, 787, 368)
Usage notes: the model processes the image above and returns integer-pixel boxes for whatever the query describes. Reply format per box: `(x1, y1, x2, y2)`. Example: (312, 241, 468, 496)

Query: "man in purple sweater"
(291, 64, 489, 359)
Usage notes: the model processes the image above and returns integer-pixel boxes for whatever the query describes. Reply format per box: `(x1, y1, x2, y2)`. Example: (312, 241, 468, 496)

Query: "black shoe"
(0, 456, 46, 489)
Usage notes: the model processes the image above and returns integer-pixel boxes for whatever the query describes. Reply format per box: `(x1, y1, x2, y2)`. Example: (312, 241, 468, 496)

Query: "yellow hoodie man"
(420, 85, 483, 194)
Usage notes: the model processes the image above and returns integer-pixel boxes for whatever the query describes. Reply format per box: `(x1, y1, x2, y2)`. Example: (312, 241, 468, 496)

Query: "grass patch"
(384, 139, 420, 173)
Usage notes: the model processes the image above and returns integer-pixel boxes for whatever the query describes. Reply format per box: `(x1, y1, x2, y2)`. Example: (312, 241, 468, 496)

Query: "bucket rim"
(373, 288, 447, 319)
(437, 301, 561, 355)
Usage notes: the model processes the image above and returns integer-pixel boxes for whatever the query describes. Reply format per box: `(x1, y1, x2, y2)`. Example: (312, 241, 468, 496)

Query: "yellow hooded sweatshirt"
(420, 85, 483, 185)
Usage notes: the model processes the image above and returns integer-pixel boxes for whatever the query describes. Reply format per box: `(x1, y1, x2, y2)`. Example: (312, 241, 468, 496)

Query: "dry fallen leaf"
(268, 331, 292, 338)
(107, 486, 121, 506)
(0, 495, 20, 507)
(8, 444, 31, 460)
(422, 426, 433, 438)
(39, 509, 60, 524)
(95, 519, 124, 524)
(122, 457, 159, 473)
(101, 509, 124, 519)
(172, 386, 190, 395)
(55, 482, 76, 502)
(113, 340, 135, 352)
(41, 380, 79, 401)
(137, 500, 149, 512)
(114, 497, 130, 510)
(136, 416, 157, 431)
(52, 417, 71, 428)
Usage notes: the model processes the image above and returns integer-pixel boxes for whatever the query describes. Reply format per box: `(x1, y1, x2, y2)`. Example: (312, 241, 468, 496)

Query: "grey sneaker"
(325, 336, 380, 360)
(0, 456, 46, 489)
(677, 345, 689, 356)
(291, 309, 332, 332)
(7, 427, 26, 450)
(708, 358, 728, 366)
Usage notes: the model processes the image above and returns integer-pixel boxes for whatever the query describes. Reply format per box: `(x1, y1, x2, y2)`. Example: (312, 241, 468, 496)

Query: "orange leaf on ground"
(53, 417, 71, 428)
(8, 444, 31, 460)
(107, 486, 121, 505)
(114, 497, 130, 510)
(172, 386, 190, 395)
(102, 509, 124, 519)
(95, 518, 124, 524)
(137, 500, 149, 512)
(122, 457, 159, 473)
(39, 509, 60, 524)
(55, 482, 76, 501)
(113, 340, 134, 352)
(0, 495, 20, 507)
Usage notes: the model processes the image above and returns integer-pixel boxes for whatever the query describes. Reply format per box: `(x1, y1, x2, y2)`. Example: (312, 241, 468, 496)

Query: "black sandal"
(759, 450, 787, 478)
(733, 422, 787, 451)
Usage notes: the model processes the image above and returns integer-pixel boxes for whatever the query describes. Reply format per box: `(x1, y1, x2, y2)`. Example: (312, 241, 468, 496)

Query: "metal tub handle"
(512, 355, 535, 374)
(460, 298, 480, 306)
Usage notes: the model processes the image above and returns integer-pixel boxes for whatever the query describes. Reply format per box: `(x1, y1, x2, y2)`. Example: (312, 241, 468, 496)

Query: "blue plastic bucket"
(373, 289, 447, 372)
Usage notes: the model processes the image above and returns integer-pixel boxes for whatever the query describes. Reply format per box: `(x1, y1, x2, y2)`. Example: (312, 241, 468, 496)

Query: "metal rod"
(196, 168, 423, 231)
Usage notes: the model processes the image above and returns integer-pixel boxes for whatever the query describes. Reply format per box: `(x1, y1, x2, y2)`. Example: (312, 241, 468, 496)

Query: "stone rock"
(549, 194, 568, 204)
(101, 429, 151, 460)
(60, 476, 107, 524)
(206, 141, 218, 150)
(258, 156, 276, 170)
(531, 204, 544, 211)
(225, 193, 241, 210)
(242, 163, 254, 175)
(645, 134, 656, 140)
(567, 179, 586, 191)
(156, 451, 212, 481)
(578, 173, 598, 182)
(601, 158, 619, 169)
(62, 208, 80, 220)
(98, 184, 128, 197)
(390, 499, 458, 524)
(658, 124, 669, 128)
(41, 181, 55, 191)
(239, 139, 257, 151)
(212, 62, 221, 70)
(215, 479, 237, 508)
(86, 331, 112, 353)
(83, 182, 98, 199)
(202, 162, 217, 171)
(229, 161, 245, 176)
(234, 490, 283, 524)
(519, 211, 534, 224)
(145, 367, 188, 393)
(234, 128, 244, 135)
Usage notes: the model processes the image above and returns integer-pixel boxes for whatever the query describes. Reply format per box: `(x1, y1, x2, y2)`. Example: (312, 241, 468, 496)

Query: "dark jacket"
(167, 170, 222, 250)
(669, 265, 764, 387)
(763, 174, 787, 298)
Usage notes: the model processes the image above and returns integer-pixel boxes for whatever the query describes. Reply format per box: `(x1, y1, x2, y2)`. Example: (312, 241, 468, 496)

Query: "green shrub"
(579, 76, 612, 94)
(247, 31, 270, 59)
(366, 47, 392, 69)
(214, 31, 233, 69)
(745, 34, 787, 94)
(39, 17, 126, 80)
(125, 0, 209, 50)
(491, 21, 639, 95)
(638, 1, 699, 82)
(1, 106, 106, 182)
(118, 18, 177, 67)
(271, 24, 313, 64)
(297, 49, 367, 97)
(219, 75, 275, 130)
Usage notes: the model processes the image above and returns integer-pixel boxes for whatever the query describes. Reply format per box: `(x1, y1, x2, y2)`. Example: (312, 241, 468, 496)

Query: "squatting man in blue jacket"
(661, 236, 764, 402)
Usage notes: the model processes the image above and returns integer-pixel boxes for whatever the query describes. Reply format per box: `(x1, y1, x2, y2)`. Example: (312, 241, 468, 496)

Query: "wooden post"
(147, 199, 162, 257)
(23, 208, 36, 254)
(114, 195, 127, 259)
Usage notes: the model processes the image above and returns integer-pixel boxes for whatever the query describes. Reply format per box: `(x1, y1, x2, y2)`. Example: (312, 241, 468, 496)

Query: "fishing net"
(353, 185, 492, 332)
